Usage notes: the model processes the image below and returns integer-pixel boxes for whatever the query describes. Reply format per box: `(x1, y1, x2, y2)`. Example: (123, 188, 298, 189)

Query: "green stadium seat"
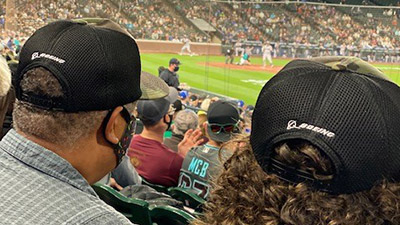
(150, 205, 195, 225)
(141, 178, 169, 194)
(168, 187, 205, 212)
(92, 183, 152, 225)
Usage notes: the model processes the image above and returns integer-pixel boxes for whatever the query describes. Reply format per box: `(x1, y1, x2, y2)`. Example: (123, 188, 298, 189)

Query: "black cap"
(169, 58, 181, 65)
(137, 98, 170, 125)
(136, 86, 178, 125)
(207, 101, 240, 142)
(251, 59, 400, 194)
(15, 19, 167, 112)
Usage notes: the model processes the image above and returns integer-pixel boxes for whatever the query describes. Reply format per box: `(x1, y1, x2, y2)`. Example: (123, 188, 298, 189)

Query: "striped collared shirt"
(0, 129, 133, 225)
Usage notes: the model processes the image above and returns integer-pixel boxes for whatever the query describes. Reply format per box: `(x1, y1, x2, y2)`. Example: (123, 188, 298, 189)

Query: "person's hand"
(109, 178, 123, 191)
(177, 128, 203, 157)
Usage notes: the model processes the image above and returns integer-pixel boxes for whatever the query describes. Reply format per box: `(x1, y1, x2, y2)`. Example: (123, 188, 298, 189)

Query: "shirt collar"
(0, 129, 97, 196)
(204, 143, 220, 151)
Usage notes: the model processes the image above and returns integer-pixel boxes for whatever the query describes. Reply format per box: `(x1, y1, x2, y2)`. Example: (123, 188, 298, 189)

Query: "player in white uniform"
(180, 36, 192, 55)
(262, 41, 273, 67)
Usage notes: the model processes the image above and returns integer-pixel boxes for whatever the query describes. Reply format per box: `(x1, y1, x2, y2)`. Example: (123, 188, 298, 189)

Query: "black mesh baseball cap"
(250, 58, 400, 194)
(15, 19, 167, 112)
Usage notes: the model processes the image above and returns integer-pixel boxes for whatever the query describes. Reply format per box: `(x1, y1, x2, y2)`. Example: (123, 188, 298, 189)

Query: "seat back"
(150, 205, 195, 225)
(92, 183, 152, 225)
(141, 178, 169, 194)
(168, 187, 205, 212)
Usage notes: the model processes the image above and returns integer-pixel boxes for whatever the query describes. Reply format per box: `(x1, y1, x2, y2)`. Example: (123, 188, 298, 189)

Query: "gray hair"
(172, 109, 198, 136)
(13, 67, 108, 147)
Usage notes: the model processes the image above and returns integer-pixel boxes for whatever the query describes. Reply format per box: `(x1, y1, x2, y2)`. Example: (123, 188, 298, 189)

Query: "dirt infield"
(198, 62, 283, 73)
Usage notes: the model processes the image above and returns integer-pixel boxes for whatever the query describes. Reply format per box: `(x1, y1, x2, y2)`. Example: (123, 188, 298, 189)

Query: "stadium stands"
(0, 1, 399, 62)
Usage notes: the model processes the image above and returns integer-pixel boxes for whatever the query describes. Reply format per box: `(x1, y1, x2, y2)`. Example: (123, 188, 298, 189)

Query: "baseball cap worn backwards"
(137, 86, 178, 125)
(250, 57, 400, 194)
(16, 18, 168, 112)
(174, 109, 198, 135)
(207, 100, 240, 143)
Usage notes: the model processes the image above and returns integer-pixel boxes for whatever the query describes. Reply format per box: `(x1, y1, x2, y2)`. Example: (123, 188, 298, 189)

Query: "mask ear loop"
(163, 114, 173, 130)
(102, 107, 135, 167)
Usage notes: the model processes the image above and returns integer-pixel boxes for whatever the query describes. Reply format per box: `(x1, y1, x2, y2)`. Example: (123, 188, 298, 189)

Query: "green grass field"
(142, 53, 400, 105)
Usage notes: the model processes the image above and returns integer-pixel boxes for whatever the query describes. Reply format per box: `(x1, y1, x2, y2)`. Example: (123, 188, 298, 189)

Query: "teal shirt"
(178, 144, 232, 199)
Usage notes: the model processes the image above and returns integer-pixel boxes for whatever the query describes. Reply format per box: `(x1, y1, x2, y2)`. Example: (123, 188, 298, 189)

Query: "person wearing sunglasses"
(0, 19, 169, 224)
(178, 100, 241, 199)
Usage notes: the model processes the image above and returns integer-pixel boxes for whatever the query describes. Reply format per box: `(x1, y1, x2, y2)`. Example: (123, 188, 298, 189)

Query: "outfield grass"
(142, 53, 400, 105)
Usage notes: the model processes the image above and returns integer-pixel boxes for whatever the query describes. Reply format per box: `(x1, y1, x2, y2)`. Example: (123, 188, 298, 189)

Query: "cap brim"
(165, 87, 179, 103)
(309, 56, 392, 82)
(140, 71, 169, 100)
(207, 126, 232, 143)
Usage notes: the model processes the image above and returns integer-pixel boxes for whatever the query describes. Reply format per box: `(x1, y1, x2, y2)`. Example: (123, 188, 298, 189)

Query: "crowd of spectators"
(111, 0, 207, 42)
(172, 0, 264, 43)
(0, 0, 207, 45)
(1, 1, 399, 62)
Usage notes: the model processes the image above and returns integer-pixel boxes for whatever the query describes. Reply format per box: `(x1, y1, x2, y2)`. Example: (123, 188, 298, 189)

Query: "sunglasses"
(209, 122, 239, 134)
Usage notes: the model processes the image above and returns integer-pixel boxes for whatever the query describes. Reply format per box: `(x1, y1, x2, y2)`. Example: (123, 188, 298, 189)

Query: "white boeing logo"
(31, 52, 66, 64)
(287, 120, 335, 138)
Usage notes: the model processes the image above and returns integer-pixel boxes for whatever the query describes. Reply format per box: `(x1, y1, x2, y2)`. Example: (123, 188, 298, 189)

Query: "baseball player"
(262, 41, 273, 67)
(180, 36, 192, 55)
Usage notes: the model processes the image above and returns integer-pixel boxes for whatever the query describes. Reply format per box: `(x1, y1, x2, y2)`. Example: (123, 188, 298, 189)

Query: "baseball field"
(142, 53, 400, 105)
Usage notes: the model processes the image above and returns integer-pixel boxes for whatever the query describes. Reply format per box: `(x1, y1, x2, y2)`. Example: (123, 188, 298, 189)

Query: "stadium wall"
(136, 40, 221, 55)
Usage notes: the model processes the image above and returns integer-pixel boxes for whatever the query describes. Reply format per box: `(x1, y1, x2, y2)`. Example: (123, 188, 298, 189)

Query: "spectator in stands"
(0, 19, 169, 224)
(164, 109, 198, 152)
(129, 93, 202, 187)
(172, 99, 183, 114)
(179, 90, 189, 105)
(179, 101, 241, 199)
(99, 71, 172, 190)
(189, 94, 199, 108)
(160, 58, 181, 90)
(0, 55, 11, 139)
(193, 57, 400, 225)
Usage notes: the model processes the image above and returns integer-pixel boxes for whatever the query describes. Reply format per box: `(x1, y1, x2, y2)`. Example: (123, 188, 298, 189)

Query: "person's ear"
(165, 114, 172, 122)
(203, 122, 209, 136)
(104, 106, 124, 145)
(203, 122, 208, 130)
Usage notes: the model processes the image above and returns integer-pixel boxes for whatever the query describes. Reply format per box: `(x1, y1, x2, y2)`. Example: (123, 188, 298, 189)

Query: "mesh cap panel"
(16, 20, 142, 112)
(251, 59, 400, 194)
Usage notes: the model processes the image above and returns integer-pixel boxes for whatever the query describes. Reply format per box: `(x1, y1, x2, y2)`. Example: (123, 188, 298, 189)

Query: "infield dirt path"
(198, 62, 283, 73)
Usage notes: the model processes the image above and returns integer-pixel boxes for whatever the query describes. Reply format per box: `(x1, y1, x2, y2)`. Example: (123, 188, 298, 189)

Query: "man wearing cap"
(128, 91, 202, 187)
(178, 101, 241, 199)
(192, 57, 400, 225)
(0, 19, 169, 224)
(159, 58, 181, 90)
(164, 109, 199, 152)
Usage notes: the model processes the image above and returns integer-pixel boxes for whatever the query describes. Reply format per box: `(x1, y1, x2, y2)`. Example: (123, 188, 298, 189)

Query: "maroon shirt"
(128, 135, 184, 187)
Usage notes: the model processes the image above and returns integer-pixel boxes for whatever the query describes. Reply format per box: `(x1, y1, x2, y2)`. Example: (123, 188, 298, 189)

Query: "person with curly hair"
(193, 57, 400, 225)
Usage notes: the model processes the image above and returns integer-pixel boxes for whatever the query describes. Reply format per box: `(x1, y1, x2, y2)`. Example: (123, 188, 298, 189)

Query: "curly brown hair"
(192, 137, 400, 225)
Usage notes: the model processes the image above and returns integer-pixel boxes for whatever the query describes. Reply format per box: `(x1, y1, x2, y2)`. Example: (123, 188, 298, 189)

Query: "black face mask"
(103, 107, 135, 167)
(163, 114, 173, 131)
(173, 66, 180, 72)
